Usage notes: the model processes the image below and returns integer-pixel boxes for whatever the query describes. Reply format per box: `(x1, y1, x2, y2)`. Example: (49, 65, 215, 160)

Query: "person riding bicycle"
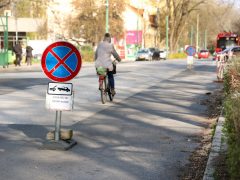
(95, 33, 121, 96)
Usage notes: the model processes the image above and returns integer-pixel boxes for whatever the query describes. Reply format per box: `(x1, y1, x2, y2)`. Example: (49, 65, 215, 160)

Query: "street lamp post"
(105, 0, 109, 33)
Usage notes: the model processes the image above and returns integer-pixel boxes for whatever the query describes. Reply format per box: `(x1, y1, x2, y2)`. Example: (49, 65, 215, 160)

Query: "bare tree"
(0, 0, 10, 9)
(70, 0, 125, 45)
(163, 0, 206, 52)
(187, 0, 240, 51)
(13, 0, 46, 18)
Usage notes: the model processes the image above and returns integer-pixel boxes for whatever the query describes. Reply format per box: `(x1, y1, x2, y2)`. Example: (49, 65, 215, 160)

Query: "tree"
(0, 0, 10, 9)
(188, 0, 240, 50)
(162, 0, 206, 52)
(14, 0, 46, 18)
(70, 0, 125, 45)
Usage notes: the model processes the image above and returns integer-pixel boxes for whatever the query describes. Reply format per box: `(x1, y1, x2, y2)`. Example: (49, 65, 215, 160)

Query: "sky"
(220, 0, 240, 7)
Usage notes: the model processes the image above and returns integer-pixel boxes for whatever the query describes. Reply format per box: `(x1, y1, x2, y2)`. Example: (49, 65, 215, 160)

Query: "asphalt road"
(0, 59, 221, 180)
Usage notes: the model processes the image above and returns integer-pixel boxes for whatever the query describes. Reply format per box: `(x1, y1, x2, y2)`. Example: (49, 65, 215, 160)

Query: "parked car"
(215, 46, 240, 61)
(197, 49, 210, 59)
(136, 48, 154, 61)
(215, 48, 230, 61)
(149, 47, 160, 60)
(159, 49, 167, 60)
(226, 46, 240, 60)
(136, 48, 161, 61)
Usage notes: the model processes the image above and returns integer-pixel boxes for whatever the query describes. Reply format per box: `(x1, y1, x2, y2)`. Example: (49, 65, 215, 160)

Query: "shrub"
(168, 52, 187, 59)
(80, 45, 94, 62)
(223, 57, 240, 179)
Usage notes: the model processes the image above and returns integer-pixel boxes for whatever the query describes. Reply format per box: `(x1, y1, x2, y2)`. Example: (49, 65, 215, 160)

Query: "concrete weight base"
(41, 139, 77, 151)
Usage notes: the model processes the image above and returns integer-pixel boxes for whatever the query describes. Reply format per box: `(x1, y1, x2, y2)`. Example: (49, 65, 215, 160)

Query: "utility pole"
(196, 14, 199, 52)
(156, 0, 160, 47)
(105, 0, 109, 33)
(11, 0, 18, 42)
(157, 8, 160, 47)
(204, 29, 207, 49)
(137, 5, 139, 49)
(166, 16, 169, 52)
(190, 26, 193, 45)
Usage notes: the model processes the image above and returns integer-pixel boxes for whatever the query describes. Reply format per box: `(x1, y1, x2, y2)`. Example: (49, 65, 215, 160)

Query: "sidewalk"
(0, 60, 134, 73)
(0, 61, 95, 73)
(0, 63, 42, 73)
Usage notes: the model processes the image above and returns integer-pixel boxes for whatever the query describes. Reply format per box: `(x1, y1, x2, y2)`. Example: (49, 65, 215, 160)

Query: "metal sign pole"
(54, 110, 62, 141)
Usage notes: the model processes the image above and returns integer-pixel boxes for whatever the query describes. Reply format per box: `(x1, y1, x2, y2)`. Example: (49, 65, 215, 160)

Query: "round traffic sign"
(41, 41, 82, 82)
(185, 46, 196, 56)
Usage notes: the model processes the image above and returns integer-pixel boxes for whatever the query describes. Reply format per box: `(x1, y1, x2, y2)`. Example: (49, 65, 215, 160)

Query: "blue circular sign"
(41, 41, 82, 82)
(185, 46, 196, 56)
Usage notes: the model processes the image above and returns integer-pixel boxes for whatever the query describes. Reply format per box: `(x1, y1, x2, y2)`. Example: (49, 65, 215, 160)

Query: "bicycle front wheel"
(101, 78, 107, 104)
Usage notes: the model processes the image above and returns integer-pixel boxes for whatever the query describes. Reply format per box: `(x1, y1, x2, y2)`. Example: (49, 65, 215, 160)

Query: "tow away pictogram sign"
(46, 82, 73, 111)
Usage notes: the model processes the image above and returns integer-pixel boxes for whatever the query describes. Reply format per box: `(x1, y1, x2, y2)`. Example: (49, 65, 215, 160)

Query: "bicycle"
(97, 66, 114, 104)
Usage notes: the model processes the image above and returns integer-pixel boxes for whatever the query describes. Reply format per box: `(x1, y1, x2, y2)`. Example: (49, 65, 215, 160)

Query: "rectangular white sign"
(48, 82, 73, 95)
(187, 56, 194, 65)
(46, 93, 74, 111)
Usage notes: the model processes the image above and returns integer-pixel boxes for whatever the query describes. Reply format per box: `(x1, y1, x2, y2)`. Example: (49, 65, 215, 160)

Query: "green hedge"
(168, 52, 187, 59)
(223, 57, 240, 179)
(80, 46, 94, 62)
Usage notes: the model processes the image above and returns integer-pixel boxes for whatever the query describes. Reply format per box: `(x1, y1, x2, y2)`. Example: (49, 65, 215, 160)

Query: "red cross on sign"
(41, 41, 82, 82)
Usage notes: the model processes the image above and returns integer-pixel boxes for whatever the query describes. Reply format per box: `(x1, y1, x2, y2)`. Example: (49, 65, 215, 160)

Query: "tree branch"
(0, 0, 10, 9)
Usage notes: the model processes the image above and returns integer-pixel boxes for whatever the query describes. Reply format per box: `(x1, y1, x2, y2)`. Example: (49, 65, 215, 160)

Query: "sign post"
(41, 41, 82, 150)
(55, 111, 61, 141)
(185, 45, 196, 70)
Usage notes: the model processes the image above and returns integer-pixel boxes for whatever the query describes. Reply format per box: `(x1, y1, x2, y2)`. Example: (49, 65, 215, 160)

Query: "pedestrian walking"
(26, 45, 33, 66)
(13, 41, 23, 66)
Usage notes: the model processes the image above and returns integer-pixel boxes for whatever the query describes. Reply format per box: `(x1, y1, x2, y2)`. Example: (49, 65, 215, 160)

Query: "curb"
(0, 62, 94, 73)
(203, 111, 225, 180)
(0, 60, 136, 73)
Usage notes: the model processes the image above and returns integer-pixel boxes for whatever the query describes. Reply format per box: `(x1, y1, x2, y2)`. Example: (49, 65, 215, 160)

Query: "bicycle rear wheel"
(101, 78, 107, 104)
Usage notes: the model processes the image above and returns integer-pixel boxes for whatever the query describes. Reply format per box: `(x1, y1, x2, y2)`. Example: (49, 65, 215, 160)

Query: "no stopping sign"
(41, 41, 82, 82)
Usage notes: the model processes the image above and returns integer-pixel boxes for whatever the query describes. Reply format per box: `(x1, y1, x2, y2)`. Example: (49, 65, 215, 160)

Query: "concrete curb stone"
(203, 111, 225, 180)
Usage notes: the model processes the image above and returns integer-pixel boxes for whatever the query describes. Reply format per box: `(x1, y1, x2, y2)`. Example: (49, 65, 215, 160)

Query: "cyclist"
(95, 33, 121, 96)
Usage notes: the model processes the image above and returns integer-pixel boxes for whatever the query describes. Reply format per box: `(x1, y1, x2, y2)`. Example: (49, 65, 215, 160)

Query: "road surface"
(0, 59, 221, 180)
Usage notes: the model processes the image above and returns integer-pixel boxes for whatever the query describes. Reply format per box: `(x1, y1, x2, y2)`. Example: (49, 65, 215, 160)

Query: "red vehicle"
(215, 32, 240, 53)
(197, 49, 210, 59)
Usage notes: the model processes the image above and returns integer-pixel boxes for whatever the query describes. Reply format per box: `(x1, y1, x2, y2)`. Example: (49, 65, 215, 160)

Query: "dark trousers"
(107, 71, 114, 89)
(16, 54, 22, 66)
(26, 56, 32, 66)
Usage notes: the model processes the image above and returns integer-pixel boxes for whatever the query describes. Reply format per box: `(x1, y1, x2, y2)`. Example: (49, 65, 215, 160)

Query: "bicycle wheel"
(105, 77, 113, 101)
(100, 78, 107, 104)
